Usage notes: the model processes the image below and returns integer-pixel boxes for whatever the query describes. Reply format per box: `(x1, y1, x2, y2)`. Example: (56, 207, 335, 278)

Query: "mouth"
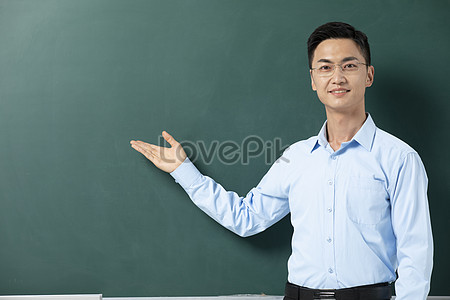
(329, 89, 351, 96)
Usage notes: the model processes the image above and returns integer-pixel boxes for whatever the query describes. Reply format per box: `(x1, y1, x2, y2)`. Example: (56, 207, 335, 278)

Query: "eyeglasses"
(310, 62, 368, 77)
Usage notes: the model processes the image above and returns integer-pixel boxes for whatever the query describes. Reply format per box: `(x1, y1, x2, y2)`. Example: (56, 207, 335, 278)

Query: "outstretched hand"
(130, 131, 187, 173)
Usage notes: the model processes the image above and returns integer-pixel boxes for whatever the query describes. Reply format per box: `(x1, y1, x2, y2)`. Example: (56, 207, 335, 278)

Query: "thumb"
(162, 131, 179, 147)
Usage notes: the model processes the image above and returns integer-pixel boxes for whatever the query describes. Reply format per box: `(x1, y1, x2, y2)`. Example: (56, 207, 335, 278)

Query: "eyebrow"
(317, 56, 360, 63)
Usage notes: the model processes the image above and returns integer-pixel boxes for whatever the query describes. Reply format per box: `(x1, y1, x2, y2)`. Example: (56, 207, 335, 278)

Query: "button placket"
(325, 154, 338, 280)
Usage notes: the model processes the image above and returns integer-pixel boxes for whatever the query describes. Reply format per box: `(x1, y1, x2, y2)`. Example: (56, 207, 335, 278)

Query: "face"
(310, 38, 374, 114)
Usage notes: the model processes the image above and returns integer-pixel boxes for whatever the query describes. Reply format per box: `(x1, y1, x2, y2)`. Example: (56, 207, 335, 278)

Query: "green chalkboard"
(0, 0, 448, 297)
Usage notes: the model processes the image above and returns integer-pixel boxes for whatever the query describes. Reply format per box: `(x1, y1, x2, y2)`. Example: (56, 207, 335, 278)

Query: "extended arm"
(131, 132, 291, 237)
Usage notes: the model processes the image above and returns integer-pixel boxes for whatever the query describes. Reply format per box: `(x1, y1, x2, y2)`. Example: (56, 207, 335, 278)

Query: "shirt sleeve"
(390, 152, 433, 300)
(170, 156, 291, 237)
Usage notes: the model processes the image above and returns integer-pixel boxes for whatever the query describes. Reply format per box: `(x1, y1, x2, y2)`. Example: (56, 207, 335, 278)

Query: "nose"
(331, 65, 347, 85)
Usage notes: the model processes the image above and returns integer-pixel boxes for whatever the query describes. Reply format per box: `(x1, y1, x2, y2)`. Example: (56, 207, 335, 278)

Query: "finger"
(132, 143, 160, 163)
(131, 140, 151, 146)
(131, 140, 160, 153)
(130, 142, 148, 156)
(162, 131, 179, 148)
(132, 142, 156, 156)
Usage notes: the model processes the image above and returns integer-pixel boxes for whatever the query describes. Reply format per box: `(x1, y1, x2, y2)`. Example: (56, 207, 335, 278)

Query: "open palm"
(130, 131, 187, 173)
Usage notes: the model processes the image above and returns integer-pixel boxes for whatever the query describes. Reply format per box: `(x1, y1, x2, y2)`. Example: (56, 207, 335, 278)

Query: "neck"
(325, 108, 367, 151)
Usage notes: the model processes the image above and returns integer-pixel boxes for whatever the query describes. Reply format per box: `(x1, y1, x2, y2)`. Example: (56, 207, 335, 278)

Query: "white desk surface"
(108, 297, 281, 300)
(107, 296, 450, 300)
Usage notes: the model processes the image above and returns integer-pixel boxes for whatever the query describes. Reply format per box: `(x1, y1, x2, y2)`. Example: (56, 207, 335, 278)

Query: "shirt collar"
(352, 113, 376, 151)
(310, 113, 377, 153)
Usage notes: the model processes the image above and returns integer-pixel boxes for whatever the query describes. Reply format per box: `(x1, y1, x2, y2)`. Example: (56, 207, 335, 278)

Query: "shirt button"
(327, 208, 332, 213)
(328, 268, 334, 274)
(332, 156, 337, 160)
(328, 180, 333, 185)
(327, 237, 332, 243)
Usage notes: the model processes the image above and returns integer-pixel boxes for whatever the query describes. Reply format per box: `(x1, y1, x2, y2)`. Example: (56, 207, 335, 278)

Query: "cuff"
(170, 157, 202, 189)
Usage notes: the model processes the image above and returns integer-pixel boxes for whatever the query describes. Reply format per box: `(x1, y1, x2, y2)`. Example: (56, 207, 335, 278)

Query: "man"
(130, 22, 433, 300)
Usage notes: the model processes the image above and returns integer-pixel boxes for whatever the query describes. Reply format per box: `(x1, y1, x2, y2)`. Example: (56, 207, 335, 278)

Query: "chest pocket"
(346, 176, 389, 225)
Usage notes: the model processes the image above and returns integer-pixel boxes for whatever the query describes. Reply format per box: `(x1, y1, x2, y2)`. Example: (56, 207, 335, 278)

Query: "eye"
(318, 65, 332, 71)
(344, 63, 358, 70)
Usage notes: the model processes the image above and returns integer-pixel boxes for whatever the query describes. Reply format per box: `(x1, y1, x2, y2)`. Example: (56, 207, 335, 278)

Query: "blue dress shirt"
(170, 114, 433, 300)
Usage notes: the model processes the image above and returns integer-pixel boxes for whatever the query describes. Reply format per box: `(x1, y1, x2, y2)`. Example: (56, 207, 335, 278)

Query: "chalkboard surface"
(0, 0, 448, 297)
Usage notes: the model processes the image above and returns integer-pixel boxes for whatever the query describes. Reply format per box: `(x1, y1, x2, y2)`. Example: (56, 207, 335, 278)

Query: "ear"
(310, 70, 317, 91)
(365, 65, 374, 87)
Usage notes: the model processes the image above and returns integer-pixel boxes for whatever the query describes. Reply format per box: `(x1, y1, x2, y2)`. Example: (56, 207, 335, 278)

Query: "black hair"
(307, 22, 371, 69)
